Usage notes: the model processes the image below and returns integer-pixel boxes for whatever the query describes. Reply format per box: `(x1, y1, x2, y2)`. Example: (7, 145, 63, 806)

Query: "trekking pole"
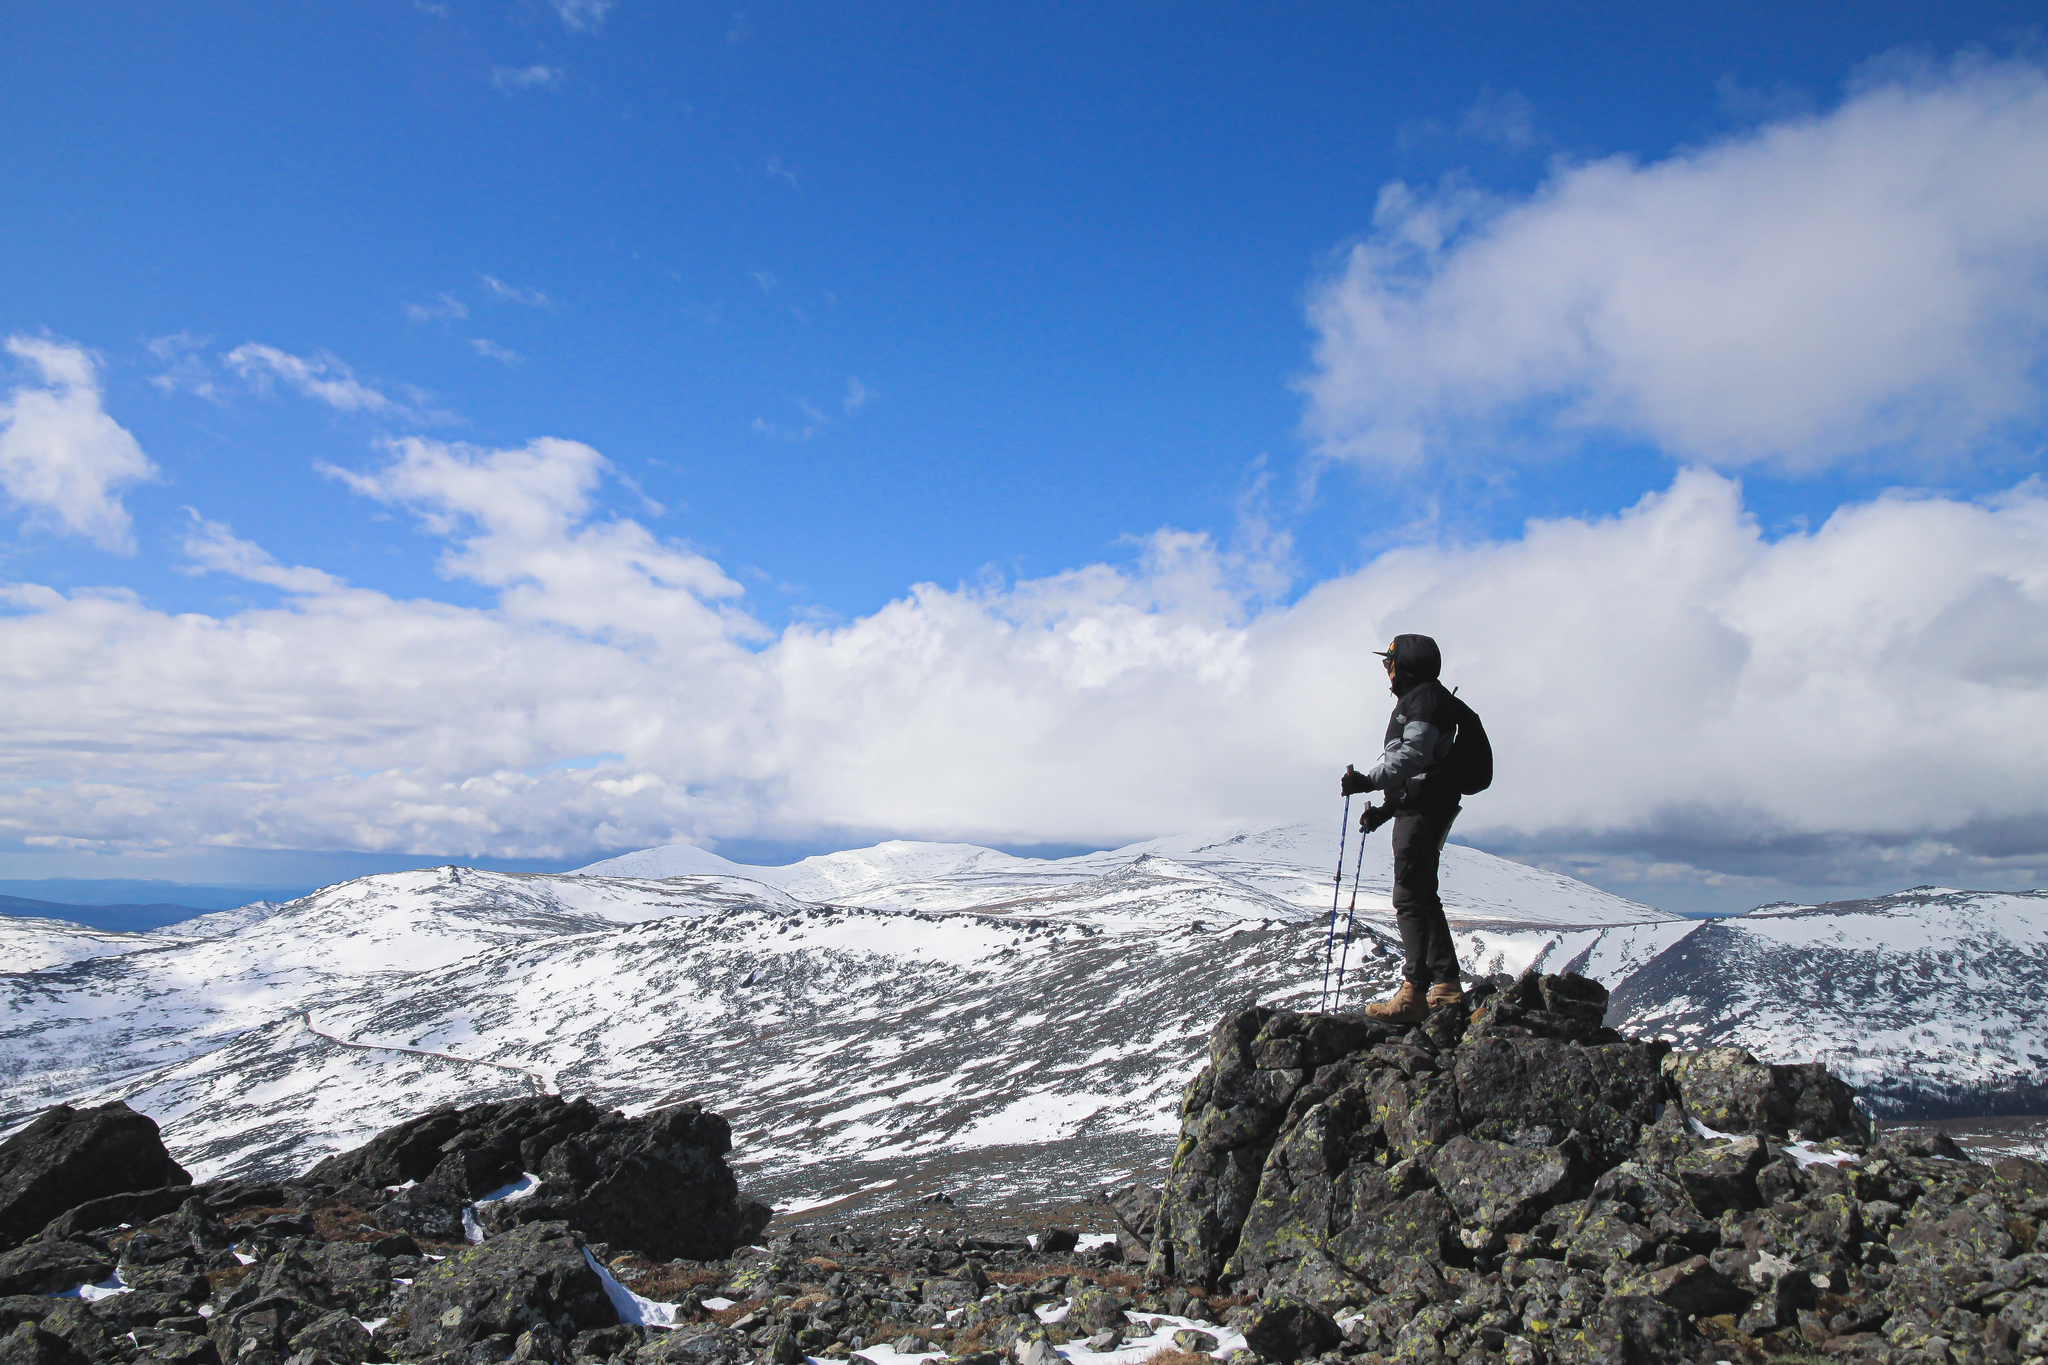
(1332, 814, 1371, 1005)
(1319, 785, 1353, 1011)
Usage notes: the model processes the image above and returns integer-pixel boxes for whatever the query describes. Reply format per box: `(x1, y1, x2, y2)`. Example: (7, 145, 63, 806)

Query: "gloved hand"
(1360, 802, 1395, 833)
(1340, 765, 1372, 796)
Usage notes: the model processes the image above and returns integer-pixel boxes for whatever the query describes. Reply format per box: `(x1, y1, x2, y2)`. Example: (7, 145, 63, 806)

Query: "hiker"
(1340, 633, 1481, 1024)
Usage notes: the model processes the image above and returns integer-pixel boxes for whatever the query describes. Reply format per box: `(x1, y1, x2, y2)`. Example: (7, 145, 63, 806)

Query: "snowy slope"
(6, 828, 2041, 1225)
(0, 866, 801, 1123)
(148, 900, 287, 938)
(0, 915, 162, 972)
(1608, 888, 2048, 1118)
(97, 898, 1408, 1210)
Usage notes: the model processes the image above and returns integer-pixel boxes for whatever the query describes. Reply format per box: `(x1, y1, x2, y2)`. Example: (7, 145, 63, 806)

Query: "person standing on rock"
(1340, 633, 1478, 1024)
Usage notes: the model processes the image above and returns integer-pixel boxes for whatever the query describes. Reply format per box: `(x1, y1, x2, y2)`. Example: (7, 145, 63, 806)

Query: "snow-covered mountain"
(0, 914, 162, 972)
(1609, 887, 2048, 1119)
(3, 827, 2041, 1221)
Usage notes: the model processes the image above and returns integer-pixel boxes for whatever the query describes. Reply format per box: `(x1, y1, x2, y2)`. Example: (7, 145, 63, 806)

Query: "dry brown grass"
(603, 1254, 725, 1303)
(306, 1202, 383, 1242)
(709, 1299, 768, 1327)
(222, 1205, 296, 1226)
(1142, 1351, 1216, 1365)
(205, 1265, 252, 1294)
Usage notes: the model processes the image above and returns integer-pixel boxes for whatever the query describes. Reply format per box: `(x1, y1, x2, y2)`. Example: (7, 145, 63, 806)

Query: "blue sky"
(2, 2, 2045, 912)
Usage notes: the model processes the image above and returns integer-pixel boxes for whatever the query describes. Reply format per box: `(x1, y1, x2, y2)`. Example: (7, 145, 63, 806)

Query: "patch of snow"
(1783, 1141, 1855, 1169)
(474, 1172, 541, 1203)
(584, 1248, 683, 1329)
(57, 1270, 130, 1301)
(851, 1346, 946, 1365)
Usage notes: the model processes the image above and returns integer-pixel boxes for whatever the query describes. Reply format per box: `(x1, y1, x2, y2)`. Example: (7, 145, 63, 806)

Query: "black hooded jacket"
(1364, 634, 1471, 812)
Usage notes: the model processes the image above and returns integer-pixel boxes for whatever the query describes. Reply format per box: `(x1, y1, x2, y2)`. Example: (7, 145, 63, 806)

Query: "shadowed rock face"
(310, 1094, 773, 1262)
(1145, 969, 1981, 1363)
(0, 1102, 189, 1248)
(398, 1220, 615, 1357)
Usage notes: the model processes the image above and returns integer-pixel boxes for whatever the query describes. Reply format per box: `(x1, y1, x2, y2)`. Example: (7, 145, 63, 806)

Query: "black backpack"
(1440, 691, 1493, 796)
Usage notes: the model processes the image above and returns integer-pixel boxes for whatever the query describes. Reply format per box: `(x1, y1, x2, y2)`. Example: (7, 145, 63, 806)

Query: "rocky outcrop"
(309, 1094, 772, 1260)
(397, 1220, 616, 1357)
(0, 1103, 189, 1249)
(1149, 969, 2047, 1364)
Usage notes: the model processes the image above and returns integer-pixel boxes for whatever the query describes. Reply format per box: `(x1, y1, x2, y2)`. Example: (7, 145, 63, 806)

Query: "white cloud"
(225, 343, 405, 416)
(843, 376, 869, 415)
(0, 336, 158, 553)
(0, 423, 2041, 892)
(405, 293, 469, 322)
(181, 512, 343, 595)
(1303, 58, 2048, 472)
(549, 0, 611, 32)
(470, 338, 523, 365)
(480, 274, 551, 306)
(490, 65, 564, 92)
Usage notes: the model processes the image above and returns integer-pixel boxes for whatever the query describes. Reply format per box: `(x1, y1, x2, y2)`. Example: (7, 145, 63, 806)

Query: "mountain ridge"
(3, 824, 2041, 1223)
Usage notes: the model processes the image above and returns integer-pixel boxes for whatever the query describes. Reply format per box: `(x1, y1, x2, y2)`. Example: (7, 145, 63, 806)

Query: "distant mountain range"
(0, 880, 313, 931)
(1, 825, 2040, 1221)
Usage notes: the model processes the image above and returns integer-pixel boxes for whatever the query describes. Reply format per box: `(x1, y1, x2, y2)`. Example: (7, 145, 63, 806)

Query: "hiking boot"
(1427, 983, 1465, 1010)
(1364, 981, 1428, 1025)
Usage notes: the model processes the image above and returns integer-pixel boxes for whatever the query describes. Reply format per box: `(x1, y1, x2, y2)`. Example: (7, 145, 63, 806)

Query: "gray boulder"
(1102, 1182, 1160, 1252)
(1662, 1046, 1872, 1143)
(0, 1242, 113, 1297)
(0, 1322, 82, 1365)
(316, 1095, 771, 1261)
(0, 1103, 189, 1249)
(1427, 1135, 1572, 1248)
(1240, 1295, 1339, 1364)
(1066, 1288, 1131, 1332)
(211, 1293, 327, 1365)
(1146, 1007, 1396, 1288)
(633, 1322, 745, 1365)
(1671, 1135, 1769, 1216)
(397, 1220, 616, 1357)
(287, 1310, 373, 1364)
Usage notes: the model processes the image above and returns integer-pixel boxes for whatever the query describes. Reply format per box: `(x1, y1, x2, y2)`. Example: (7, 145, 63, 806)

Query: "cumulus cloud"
(0, 421, 2041, 895)
(0, 336, 157, 553)
(1303, 57, 2048, 471)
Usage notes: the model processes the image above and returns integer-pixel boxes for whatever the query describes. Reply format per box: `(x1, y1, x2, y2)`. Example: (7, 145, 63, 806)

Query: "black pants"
(1391, 804, 1461, 987)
